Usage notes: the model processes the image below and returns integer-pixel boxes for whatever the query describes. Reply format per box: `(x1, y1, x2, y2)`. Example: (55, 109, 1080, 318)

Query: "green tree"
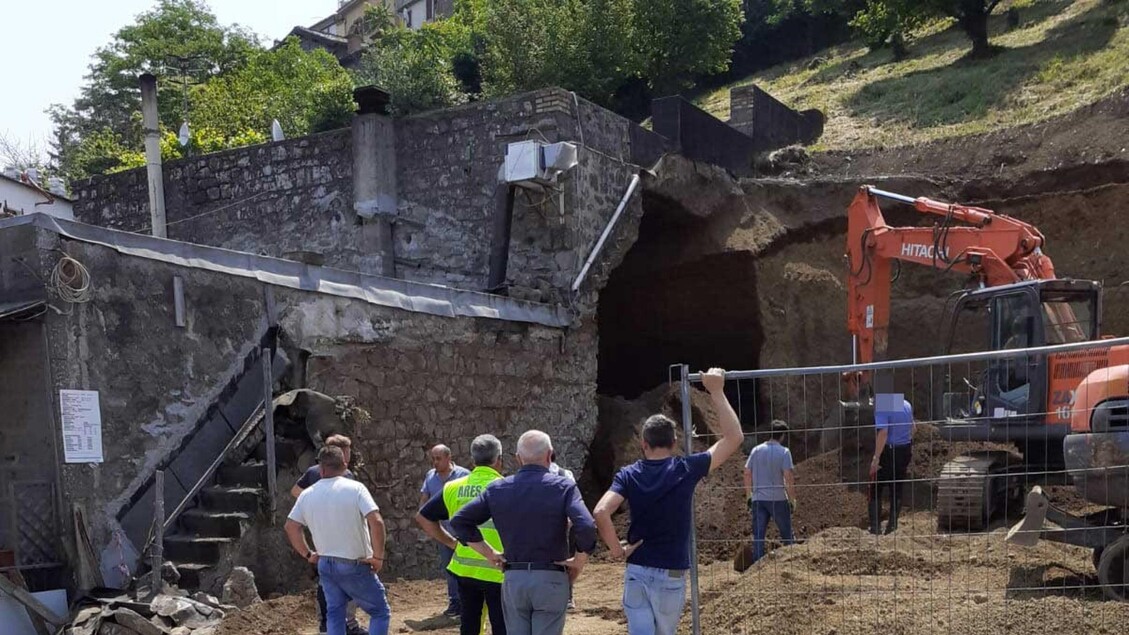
(858, 0, 1003, 57)
(354, 22, 467, 115)
(929, 0, 1003, 57)
(450, 0, 635, 106)
(49, 0, 258, 180)
(850, 0, 926, 59)
(189, 38, 355, 142)
(631, 0, 744, 95)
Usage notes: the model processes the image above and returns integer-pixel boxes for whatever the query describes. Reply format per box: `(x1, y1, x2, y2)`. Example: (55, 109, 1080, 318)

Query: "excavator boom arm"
(846, 186, 1056, 366)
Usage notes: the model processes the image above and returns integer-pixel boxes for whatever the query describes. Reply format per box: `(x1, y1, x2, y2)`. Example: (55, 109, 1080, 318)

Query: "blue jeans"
(439, 544, 460, 608)
(752, 500, 794, 564)
(622, 564, 686, 635)
(318, 557, 391, 635)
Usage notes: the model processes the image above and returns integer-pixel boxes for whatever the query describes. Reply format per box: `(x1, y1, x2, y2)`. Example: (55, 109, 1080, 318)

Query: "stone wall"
(728, 84, 825, 151)
(652, 96, 758, 176)
(276, 293, 598, 578)
(37, 231, 270, 586)
(73, 129, 361, 273)
(0, 222, 598, 587)
(74, 89, 663, 306)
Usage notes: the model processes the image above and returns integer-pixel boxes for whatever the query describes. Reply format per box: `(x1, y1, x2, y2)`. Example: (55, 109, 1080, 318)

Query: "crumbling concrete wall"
(0, 221, 600, 588)
(274, 292, 598, 579)
(36, 232, 270, 586)
(73, 89, 660, 306)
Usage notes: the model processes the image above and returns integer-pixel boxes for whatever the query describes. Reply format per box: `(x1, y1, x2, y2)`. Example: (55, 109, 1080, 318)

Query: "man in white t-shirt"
(286, 446, 391, 635)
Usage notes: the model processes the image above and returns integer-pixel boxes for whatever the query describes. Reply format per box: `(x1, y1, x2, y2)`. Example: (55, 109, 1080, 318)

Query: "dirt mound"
(215, 591, 315, 635)
(699, 514, 1129, 635)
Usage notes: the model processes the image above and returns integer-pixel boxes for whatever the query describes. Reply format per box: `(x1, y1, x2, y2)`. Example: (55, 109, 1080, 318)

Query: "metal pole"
(261, 349, 277, 522)
(867, 187, 917, 205)
(679, 363, 701, 635)
(571, 173, 641, 293)
(150, 470, 164, 597)
(139, 73, 167, 238)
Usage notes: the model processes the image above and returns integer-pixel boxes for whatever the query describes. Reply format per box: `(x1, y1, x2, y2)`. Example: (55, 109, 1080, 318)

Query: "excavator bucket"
(1006, 485, 1050, 546)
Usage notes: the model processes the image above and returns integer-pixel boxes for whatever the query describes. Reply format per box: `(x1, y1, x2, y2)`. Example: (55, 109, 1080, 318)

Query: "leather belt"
(503, 562, 566, 572)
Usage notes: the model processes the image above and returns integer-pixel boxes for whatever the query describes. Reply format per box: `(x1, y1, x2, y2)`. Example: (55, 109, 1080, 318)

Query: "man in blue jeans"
(744, 420, 797, 564)
(592, 368, 744, 635)
(286, 446, 391, 635)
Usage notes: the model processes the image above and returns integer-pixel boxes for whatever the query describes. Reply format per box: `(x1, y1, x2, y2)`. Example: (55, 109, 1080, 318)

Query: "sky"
(0, 0, 340, 164)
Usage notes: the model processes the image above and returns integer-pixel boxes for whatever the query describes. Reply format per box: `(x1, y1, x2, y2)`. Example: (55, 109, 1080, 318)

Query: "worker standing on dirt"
(450, 430, 597, 635)
(415, 435, 508, 635)
(592, 367, 743, 635)
(291, 434, 366, 635)
(285, 445, 391, 635)
(744, 420, 797, 564)
(420, 443, 471, 617)
(869, 396, 915, 535)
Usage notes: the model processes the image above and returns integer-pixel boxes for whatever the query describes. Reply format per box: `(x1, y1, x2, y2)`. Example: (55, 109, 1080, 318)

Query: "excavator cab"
(939, 279, 1100, 452)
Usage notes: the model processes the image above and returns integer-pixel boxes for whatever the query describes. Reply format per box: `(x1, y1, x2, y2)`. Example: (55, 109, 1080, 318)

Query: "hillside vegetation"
(697, 0, 1129, 150)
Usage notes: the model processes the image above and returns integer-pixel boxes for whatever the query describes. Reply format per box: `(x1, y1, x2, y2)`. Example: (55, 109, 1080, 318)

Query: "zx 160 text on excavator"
(844, 185, 1129, 600)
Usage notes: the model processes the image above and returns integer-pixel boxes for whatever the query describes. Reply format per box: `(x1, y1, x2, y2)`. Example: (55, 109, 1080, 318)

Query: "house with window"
(278, 0, 397, 69)
(0, 169, 72, 220)
(398, 0, 454, 29)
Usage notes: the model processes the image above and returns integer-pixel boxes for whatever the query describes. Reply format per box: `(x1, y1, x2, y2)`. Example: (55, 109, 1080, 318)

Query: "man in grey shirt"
(743, 420, 797, 564)
(420, 444, 470, 617)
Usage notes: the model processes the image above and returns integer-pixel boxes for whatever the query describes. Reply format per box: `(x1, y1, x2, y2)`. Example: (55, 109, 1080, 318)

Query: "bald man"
(421, 443, 470, 616)
(451, 430, 597, 635)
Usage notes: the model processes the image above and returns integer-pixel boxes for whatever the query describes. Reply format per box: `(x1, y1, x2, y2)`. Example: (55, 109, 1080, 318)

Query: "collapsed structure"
(3, 69, 1128, 633)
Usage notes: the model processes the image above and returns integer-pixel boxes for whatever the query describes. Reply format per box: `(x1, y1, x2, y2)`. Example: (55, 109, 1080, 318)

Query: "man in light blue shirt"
(868, 396, 915, 535)
(743, 420, 796, 564)
(420, 444, 470, 617)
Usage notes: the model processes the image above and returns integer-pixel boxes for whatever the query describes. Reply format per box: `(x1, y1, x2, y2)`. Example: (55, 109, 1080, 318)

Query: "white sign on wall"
(60, 389, 103, 463)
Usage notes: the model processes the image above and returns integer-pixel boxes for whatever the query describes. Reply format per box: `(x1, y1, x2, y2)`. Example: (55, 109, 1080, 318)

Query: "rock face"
(221, 567, 262, 609)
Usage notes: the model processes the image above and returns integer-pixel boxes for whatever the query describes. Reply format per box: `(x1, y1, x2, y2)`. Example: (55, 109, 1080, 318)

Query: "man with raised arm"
(593, 367, 743, 635)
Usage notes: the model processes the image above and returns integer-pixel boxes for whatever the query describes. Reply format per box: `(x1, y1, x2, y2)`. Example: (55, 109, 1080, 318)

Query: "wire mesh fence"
(677, 337, 1129, 635)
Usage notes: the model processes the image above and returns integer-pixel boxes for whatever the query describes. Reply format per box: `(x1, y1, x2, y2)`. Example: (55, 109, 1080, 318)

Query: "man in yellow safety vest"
(415, 434, 507, 635)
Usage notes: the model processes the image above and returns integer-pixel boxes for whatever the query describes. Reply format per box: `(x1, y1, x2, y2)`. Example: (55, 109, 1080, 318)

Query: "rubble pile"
(63, 569, 260, 635)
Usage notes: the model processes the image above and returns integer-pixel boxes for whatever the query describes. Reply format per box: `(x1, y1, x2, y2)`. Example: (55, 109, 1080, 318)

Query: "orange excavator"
(845, 185, 1129, 599)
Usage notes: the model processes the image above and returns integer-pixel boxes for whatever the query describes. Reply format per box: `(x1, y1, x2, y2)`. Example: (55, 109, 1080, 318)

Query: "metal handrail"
(139, 400, 268, 562)
(686, 335, 1129, 382)
(163, 401, 267, 534)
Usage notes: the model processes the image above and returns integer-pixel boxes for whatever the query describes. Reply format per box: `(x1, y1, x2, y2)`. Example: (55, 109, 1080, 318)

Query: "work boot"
(867, 495, 882, 535)
(345, 625, 367, 635)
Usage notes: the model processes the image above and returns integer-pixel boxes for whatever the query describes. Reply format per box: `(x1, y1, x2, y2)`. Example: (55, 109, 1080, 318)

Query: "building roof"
(284, 25, 349, 47)
(0, 213, 573, 328)
(0, 172, 73, 203)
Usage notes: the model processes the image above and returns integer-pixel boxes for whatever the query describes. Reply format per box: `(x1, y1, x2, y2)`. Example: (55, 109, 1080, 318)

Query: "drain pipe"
(139, 73, 167, 238)
(486, 182, 516, 293)
(571, 173, 640, 293)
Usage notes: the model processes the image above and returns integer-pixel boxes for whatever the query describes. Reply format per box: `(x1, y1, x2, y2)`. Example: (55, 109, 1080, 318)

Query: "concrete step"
(216, 462, 268, 488)
(164, 535, 234, 564)
(251, 438, 308, 466)
(171, 562, 213, 590)
(179, 510, 250, 538)
(200, 486, 263, 514)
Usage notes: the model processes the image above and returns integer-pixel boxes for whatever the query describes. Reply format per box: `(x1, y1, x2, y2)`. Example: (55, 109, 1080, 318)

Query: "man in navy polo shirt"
(868, 395, 915, 535)
(592, 368, 743, 635)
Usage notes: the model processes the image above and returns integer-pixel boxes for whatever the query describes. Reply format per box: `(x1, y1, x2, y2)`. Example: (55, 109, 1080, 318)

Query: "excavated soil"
(697, 514, 1129, 635)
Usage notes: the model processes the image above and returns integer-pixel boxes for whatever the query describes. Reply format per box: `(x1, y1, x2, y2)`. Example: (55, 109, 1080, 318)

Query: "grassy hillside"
(697, 0, 1129, 150)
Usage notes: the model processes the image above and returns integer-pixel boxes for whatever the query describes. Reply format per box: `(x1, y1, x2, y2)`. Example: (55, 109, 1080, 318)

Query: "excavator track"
(936, 451, 1026, 531)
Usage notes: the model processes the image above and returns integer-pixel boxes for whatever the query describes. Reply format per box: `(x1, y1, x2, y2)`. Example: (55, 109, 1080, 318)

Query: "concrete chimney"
(352, 85, 397, 277)
(139, 73, 167, 238)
